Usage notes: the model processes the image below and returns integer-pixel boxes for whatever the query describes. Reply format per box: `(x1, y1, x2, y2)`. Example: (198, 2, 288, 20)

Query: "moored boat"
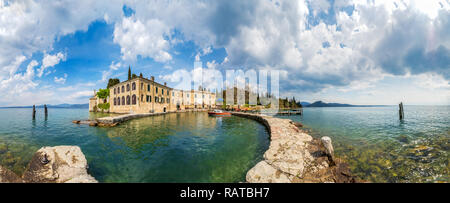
(208, 109, 231, 116)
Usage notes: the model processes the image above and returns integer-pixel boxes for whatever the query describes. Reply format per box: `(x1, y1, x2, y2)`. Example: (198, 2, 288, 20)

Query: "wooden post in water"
(32, 105, 36, 119)
(44, 104, 48, 118)
(399, 102, 404, 120)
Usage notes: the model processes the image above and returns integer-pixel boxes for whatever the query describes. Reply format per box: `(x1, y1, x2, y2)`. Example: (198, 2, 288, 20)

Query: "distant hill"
(307, 101, 353, 107)
(306, 101, 382, 107)
(0, 103, 89, 109)
(299, 102, 311, 107)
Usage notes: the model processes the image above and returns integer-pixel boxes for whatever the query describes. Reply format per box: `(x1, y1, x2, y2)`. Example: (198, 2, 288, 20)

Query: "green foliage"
(132, 73, 138, 79)
(97, 89, 110, 99)
(98, 103, 110, 110)
(107, 78, 120, 89)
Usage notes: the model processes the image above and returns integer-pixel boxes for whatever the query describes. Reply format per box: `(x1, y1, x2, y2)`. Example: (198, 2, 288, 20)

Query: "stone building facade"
(107, 76, 216, 114)
(88, 90, 108, 112)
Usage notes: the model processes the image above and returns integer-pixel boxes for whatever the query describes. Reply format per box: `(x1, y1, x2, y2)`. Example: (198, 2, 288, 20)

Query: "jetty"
(231, 112, 357, 183)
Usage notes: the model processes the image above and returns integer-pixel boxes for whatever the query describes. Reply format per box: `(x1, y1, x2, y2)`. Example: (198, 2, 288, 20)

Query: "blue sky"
(0, 0, 449, 106)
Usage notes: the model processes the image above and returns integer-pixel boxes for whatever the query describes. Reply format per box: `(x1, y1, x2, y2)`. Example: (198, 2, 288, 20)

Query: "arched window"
(114, 88, 116, 95)
(127, 84, 130, 91)
(114, 98, 116, 106)
(121, 86, 124, 93)
(141, 94, 144, 102)
(132, 82, 136, 90)
(132, 95, 136, 105)
(127, 96, 130, 105)
(122, 96, 125, 105)
(117, 97, 120, 105)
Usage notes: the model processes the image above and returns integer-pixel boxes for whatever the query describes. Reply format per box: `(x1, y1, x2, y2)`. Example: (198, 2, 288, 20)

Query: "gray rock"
(0, 165, 23, 183)
(320, 136, 334, 156)
(22, 146, 98, 183)
(246, 161, 291, 183)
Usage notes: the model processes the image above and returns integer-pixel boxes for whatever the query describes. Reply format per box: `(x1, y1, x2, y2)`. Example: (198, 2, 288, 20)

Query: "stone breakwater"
(231, 112, 357, 183)
(0, 146, 97, 183)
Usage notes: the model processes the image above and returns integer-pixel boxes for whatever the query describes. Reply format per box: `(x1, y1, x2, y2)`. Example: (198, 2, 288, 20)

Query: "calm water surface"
(0, 109, 269, 182)
(278, 106, 449, 183)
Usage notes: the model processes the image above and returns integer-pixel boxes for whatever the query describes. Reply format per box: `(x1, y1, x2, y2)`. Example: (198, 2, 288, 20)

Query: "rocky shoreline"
(0, 146, 97, 183)
(231, 112, 358, 183)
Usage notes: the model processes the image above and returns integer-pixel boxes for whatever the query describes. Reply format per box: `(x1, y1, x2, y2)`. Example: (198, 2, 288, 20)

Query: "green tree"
(132, 73, 138, 79)
(97, 89, 110, 103)
(107, 78, 120, 89)
(128, 66, 131, 80)
(139, 73, 143, 78)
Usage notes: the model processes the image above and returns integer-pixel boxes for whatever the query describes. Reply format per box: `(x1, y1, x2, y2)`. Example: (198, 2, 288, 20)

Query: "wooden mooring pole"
(44, 104, 48, 118)
(399, 102, 404, 120)
(32, 105, 36, 119)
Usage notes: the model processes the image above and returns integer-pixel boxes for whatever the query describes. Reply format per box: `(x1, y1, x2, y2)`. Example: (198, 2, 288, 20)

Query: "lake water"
(278, 106, 449, 183)
(0, 109, 269, 183)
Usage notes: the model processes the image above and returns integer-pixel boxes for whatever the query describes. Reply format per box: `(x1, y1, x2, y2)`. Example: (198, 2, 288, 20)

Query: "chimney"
(151, 76, 155, 81)
(164, 82, 167, 86)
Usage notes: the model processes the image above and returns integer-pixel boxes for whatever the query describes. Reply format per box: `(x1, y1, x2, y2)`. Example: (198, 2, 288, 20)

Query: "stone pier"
(231, 112, 357, 183)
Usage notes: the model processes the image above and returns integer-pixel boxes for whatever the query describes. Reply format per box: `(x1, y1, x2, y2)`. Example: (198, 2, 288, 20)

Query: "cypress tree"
(128, 66, 131, 80)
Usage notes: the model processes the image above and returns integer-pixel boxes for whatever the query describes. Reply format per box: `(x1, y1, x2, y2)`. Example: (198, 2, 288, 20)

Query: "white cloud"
(0, 0, 123, 106)
(101, 61, 122, 82)
(37, 52, 66, 77)
(113, 17, 172, 62)
(54, 73, 68, 84)
(1, 0, 449, 106)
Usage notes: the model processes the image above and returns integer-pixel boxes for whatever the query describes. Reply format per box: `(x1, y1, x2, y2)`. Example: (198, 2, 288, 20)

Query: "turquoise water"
(0, 109, 269, 183)
(278, 106, 449, 183)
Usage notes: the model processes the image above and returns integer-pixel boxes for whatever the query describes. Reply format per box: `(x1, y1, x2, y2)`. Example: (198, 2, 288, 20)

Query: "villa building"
(89, 75, 216, 113)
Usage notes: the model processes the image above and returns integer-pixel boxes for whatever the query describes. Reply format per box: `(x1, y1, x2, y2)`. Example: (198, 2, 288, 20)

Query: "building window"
(172, 92, 174, 96)
(161, 97, 164, 103)
(127, 84, 130, 92)
(127, 95, 130, 105)
(114, 88, 116, 95)
(122, 96, 125, 105)
(114, 98, 116, 105)
(162, 89, 164, 95)
(167, 98, 170, 103)
(147, 84, 150, 91)
(132, 82, 136, 90)
(141, 83, 143, 90)
(187, 94, 189, 97)
(195, 94, 197, 98)
(122, 86, 124, 93)
(146, 95, 150, 102)
(155, 97, 158, 103)
(117, 97, 120, 105)
(156, 87, 158, 94)
(132, 95, 136, 105)
(167, 90, 169, 96)
(141, 94, 144, 102)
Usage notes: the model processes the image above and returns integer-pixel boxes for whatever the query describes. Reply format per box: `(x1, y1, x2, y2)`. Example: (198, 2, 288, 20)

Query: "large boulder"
(22, 146, 97, 183)
(0, 165, 23, 183)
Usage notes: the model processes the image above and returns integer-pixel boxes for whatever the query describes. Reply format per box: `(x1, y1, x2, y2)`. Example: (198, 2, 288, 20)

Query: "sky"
(0, 0, 449, 106)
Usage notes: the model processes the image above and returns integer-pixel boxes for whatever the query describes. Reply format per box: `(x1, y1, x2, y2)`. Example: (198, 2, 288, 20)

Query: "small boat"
(208, 109, 231, 116)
